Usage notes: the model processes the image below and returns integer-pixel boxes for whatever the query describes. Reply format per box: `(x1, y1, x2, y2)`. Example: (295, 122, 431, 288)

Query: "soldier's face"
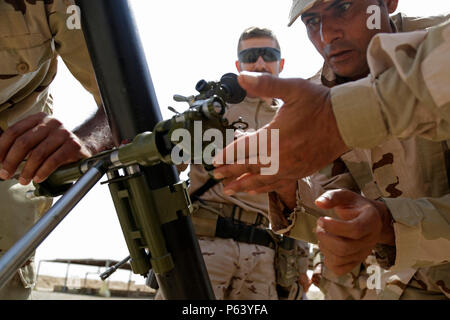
(236, 38, 285, 76)
(302, 0, 397, 80)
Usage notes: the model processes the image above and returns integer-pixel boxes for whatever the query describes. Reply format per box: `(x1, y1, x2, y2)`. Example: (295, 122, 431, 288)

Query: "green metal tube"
(126, 173, 174, 274)
(44, 163, 83, 187)
(116, 131, 166, 167)
(108, 175, 151, 276)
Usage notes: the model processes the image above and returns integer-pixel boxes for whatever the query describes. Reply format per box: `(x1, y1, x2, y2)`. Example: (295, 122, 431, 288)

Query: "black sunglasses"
(238, 47, 281, 63)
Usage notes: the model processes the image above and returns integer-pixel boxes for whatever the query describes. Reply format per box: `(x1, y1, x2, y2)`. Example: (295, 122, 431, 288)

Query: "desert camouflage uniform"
(270, 7, 450, 300)
(188, 97, 310, 300)
(0, 0, 100, 299)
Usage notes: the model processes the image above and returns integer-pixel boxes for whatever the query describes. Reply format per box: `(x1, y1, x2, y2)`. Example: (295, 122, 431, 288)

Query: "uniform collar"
(243, 96, 280, 110)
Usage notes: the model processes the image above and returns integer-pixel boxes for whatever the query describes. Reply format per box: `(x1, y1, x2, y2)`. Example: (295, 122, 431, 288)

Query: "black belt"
(215, 216, 275, 249)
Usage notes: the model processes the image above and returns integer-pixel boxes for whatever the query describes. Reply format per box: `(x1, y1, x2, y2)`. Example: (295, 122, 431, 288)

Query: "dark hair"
(237, 27, 281, 55)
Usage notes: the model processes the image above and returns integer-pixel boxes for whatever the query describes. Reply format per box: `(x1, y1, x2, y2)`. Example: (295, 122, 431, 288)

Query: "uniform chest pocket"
(0, 36, 53, 76)
(0, 9, 54, 77)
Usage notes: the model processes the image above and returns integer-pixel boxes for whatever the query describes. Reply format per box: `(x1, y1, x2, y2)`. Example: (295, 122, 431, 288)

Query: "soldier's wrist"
(374, 198, 396, 246)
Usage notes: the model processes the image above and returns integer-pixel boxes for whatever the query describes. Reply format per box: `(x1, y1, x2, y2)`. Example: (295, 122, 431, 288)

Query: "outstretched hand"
(213, 72, 349, 195)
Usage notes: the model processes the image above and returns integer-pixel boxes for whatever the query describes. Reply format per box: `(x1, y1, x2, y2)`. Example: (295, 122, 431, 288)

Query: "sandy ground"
(33, 275, 155, 300)
(32, 275, 323, 300)
(32, 288, 324, 300)
(36, 275, 154, 293)
(31, 290, 151, 300)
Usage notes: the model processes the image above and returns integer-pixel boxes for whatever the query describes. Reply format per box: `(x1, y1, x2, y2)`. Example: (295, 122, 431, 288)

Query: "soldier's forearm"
(73, 106, 114, 155)
(331, 21, 450, 149)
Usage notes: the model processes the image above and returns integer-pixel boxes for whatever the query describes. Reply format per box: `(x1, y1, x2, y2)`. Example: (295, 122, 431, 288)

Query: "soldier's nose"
(254, 56, 266, 67)
(320, 17, 343, 45)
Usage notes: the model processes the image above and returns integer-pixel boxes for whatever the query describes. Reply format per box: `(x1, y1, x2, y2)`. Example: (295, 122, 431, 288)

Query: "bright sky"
(34, 0, 449, 284)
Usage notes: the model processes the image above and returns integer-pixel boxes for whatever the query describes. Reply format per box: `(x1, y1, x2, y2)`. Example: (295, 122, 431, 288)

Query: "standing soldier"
(0, 0, 112, 299)
(157, 27, 311, 300)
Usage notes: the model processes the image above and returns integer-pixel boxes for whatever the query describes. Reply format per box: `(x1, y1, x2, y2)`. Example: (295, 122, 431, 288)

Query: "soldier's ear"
(235, 60, 242, 73)
(279, 58, 285, 73)
(383, 0, 399, 14)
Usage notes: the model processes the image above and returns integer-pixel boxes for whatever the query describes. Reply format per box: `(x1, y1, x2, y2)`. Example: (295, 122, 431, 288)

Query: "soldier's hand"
(265, 180, 298, 231)
(275, 179, 298, 210)
(314, 189, 395, 276)
(0, 112, 92, 185)
(311, 264, 322, 287)
(298, 273, 312, 293)
(212, 72, 349, 195)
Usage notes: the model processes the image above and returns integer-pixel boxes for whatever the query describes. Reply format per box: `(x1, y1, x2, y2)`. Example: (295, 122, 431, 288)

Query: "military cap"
(288, 0, 333, 26)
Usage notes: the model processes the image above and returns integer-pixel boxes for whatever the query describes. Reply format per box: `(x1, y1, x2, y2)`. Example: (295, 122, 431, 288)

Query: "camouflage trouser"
(317, 275, 378, 300)
(0, 263, 35, 300)
(312, 251, 378, 300)
(156, 236, 278, 300)
(318, 271, 450, 300)
(314, 258, 450, 300)
(0, 180, 52, 300)
(199, 236, 277, 300)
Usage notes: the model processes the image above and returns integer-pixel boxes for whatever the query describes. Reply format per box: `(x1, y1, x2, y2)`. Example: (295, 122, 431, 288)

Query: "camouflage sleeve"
(268, 187, 320, 244)
(311, 245, 324, 279)
(268, 178, 333, 244)
(383, 194, 450, 271)
(46, 0, 101, 106)
(268, 161, 360, 244)
(331, 19, 450, 149)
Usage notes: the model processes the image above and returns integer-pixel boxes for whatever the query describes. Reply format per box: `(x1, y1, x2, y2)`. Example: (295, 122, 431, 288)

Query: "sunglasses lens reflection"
(239, 47, 281, 63)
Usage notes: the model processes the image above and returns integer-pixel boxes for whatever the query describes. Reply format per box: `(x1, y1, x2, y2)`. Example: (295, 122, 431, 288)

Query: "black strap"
(190, 176, 274, 248)
(215, 216, 275, 249)
(190, 176, 220, 203)
(442, 141, 450, 189)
